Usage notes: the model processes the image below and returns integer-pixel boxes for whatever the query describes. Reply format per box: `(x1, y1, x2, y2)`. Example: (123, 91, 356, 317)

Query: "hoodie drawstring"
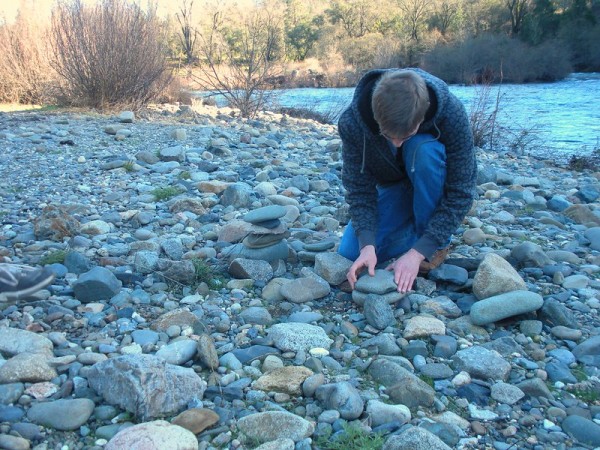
(361, 134, 366, 174)
(410, 121, 442, 173)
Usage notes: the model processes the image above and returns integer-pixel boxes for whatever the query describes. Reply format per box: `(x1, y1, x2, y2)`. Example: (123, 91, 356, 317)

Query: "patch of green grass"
(123, 161, 135, 172)
(40, 250, 67, 265)
(572, 365, 588, 382)
(151, 186, 183, 201)
(570, 387, 599, 404)
(419, 374, 435, 388)
(314, 424, 384, 450)
(192, 259, 224, 290)
(178, 170, 191, 180)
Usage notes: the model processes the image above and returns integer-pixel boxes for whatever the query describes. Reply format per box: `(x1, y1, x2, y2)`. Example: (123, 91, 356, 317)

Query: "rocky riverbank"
(0, 103, 600, 450)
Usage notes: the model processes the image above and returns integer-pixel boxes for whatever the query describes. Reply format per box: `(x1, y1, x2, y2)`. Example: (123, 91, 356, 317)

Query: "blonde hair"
(372, 70, 430, 137)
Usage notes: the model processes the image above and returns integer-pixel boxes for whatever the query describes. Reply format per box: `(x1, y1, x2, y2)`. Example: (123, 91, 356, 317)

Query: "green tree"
(520, 0, 560, 44)
(325, 0, 378, 38)
(286, 17, 322, 60)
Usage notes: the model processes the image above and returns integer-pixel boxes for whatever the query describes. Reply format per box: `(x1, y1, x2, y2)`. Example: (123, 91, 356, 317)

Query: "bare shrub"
(50, 0, 172, 109)
(193, 8, 281, 118)
(0, 11, 54, 104)
(468, 80, 502, 149)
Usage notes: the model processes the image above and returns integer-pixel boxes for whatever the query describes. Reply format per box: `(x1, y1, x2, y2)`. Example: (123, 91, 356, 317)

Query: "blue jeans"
(339, 134, 447, 262)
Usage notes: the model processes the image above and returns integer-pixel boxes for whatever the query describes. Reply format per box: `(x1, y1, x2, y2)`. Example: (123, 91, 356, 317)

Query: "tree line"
(0, 0, 598, 111)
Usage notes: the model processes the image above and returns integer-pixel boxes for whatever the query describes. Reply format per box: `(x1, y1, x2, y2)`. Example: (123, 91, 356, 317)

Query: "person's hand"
(386, 249, 425, 293)
(347, 245, 377, 290)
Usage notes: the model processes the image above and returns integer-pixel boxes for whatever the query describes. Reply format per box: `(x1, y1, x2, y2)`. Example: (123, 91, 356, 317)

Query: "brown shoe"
(419, 247, 450, 274)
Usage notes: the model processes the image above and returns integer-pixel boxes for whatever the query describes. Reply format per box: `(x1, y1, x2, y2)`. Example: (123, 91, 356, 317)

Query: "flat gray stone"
(383, 426, 451, 450)
(352, 289, 406, 306)
(237, 411, 314, 444)
(72, 266, 122, 303)
(369, 359, 435, 408)
(0, 328, 54, 357)
(470, 290, 543, 325)
(87, 354, 206, 421)
(105, 420, 198, 450)
(363, 294, 395, 330)
(573, 335, 600, 367)
(280, 277, 330, 303)
(268, 323, 333, 352)
(490, 382, 525, 405)
(314, 252, 352, 285)
(229, 258, 274, 283)
(355, 269, 397, 294)
(243, 205, 287, 224)
(27, 399, 94, 431)
(315, 382, 364, 420)
(562, 415, 600, 447)
(452, 346, 511, 381)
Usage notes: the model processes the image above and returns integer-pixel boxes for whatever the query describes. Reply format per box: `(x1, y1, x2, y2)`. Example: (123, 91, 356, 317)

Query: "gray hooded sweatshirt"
(338, 68, 477, 259)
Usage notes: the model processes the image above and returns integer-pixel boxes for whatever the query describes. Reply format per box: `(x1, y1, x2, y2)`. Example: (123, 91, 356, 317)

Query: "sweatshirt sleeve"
(339, 111, 379, 250)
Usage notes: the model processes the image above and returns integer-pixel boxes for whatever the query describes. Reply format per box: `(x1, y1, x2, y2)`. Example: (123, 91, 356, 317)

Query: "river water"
(256, 72, 599, 162)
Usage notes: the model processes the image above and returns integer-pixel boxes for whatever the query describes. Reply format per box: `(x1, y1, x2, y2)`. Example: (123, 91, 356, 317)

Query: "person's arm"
(339, 111, 379, 251)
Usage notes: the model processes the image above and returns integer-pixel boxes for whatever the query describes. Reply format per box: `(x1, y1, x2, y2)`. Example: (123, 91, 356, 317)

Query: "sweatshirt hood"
(350, 68, 450, 136)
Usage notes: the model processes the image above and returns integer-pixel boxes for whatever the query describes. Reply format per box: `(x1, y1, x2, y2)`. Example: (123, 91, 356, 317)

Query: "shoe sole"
(0, 274, 55, 303)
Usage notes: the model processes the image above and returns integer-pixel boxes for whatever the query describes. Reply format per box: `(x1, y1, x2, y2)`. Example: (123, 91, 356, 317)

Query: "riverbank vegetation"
(0, 0, 598, 111)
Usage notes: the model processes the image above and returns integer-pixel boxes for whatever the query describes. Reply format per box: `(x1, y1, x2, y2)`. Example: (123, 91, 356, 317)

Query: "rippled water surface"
(261, 73, 600, 160)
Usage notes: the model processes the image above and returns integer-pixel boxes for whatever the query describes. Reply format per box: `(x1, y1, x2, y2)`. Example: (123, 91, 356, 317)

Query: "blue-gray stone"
(221, 183, 253, 208)
(452, 346, 511, 381)
(87, 354, 206, 421)
(287, 312, 324, 323)
(470, 290, 543, 325)
(239, 307, 273, 325)
(562, 415, 600, 447)
(161, 238, 184, 260)
(26, 399, 94, 431)
(510, 242, 552, 268)
(361, 334, 402, 356)
(456, 383, 491, 406)
(404, 340, 428, 359)
(0, 383, 24, 404)
(10, 422, 43, 441)
(576, 185, 600, 203)
(545, 361, 577, 384)
(547, 195, 571, 212)
(383, 425, 452, 450)
(315, 382, 364, 420)
(0, 405, 25, 422)
(355, 269, 397, 295)
(369, 359, 435, 408)
(225, 241, 289, 262)
(243, 205, 286, 224)
(540, 299, 579, 328)
(47, 263, 68, 278)
(304, 239, 336, 252)
(419, 363, 454, 379)
(363, 294, 395, 330)
(548, 348, 576, 366)
(584, 227, 600, 251)
(64, 251, 92, 274)
(573, 335, 600, 367)
(72, 267, 122, 303)
(232, 345, 281, 365)
(432, 335, 458, 359)
(131, 330, 159, 347)
(428, 264, 469, 285)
